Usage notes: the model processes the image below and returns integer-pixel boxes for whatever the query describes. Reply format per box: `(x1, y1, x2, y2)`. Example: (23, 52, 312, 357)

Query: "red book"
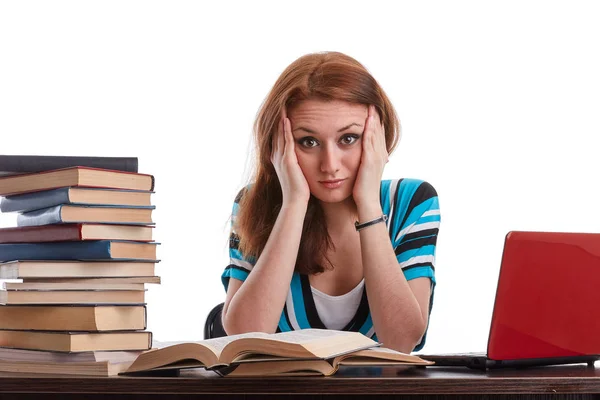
(0, 224, 154, 243)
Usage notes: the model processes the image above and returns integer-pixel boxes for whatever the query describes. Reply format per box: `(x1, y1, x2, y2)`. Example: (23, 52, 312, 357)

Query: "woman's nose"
(320, 145, 341, 174)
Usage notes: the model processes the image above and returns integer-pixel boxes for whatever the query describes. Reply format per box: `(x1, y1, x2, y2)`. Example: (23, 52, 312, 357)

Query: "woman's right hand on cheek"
(271, 113, 311, 207)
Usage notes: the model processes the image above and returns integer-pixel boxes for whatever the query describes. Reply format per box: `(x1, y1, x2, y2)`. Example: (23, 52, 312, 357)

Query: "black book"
(0, 155, 138, 176)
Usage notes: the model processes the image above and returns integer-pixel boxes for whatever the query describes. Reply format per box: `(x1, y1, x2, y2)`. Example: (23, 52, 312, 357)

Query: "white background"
(1, 1, 599, 353)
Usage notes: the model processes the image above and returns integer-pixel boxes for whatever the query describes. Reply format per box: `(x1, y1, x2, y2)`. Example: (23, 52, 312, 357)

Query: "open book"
(123, 329, 433, 376)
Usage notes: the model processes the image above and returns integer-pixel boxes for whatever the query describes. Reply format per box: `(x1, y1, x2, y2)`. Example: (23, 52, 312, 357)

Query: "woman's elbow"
(403, 318, 428, 352)
(221, 310, 246, 335)
(221, 309, 277, 336)
(383, 320, 428, 354)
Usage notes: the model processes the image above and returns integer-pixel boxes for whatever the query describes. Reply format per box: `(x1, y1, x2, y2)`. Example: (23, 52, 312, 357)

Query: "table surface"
(0, 364, 599, 395)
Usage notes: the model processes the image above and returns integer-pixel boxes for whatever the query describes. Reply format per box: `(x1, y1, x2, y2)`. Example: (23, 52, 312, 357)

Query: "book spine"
(1, 188, 71, 213)
(143, 305, 147, 330)
(17, 205, 64, 227)
(0, 241, 112, 262)
(0, 224, 83, 243)
(0, 155, 138, 174)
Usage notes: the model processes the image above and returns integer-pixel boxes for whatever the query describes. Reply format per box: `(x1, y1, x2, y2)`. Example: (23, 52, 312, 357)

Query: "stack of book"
(0, 164, 160, 376)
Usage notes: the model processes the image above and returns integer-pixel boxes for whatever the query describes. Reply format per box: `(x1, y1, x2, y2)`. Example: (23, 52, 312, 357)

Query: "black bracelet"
(355, 214, 388, 231)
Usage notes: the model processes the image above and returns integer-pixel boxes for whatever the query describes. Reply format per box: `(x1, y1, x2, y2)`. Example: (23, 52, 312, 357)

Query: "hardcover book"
(0, 155, 138, 176)
(223, 346, 432, 377)
(16, 205, 154, 227)
(0, 348, 144, 376)
(0, 260, 157, 278)
(3, 281, 145, 290)
(1, 187, 153, 213)
(0, 305, 147, 331)
(0, 166, 154, 196)
(0, 359, 136, 377)
(0, 224, 154, 243)
(0, 289, 146, 305)
(22, 276, 161, 284)
(0, 240, 159, 262)
(124, 329, 432, 376)
(0, 330, 152, 352)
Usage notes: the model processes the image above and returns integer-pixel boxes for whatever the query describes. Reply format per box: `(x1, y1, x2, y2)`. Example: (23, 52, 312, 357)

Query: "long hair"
(235, 51, 401, 275)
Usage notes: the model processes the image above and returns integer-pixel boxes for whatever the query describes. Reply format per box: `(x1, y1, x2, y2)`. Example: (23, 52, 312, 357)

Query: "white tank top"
(310, 279, 365, 330)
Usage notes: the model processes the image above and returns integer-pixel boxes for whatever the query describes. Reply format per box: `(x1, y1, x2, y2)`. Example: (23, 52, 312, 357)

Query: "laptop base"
(420, 353, 599, 370)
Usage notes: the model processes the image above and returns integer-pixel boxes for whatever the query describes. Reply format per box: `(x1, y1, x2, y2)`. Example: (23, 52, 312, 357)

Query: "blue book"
(17, 205, 155, 227)
(1, 187, 154, 213)
(0, 240, 159, 262)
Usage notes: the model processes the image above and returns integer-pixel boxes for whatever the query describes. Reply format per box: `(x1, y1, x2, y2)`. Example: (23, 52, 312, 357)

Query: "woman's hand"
(352, 105, 388, 209)
(271, 109, 311, 206)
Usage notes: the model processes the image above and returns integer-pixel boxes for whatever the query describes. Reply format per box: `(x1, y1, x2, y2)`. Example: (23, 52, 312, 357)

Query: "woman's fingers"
(372, 106, 387, 155)
(365, 105, 388, 163)
(375, 112, 388, 163)
(363, 106, 372, 152)
(280, 107, 289, 157)
(273, 111, 311, 204)
(283, 117, 294, 156)
(372, 106, 380, 148)
(271, 127, 277, 163)
(274, 115, 298, 169)
(272, 117, 284, 159)
(279, 117, 285, 154)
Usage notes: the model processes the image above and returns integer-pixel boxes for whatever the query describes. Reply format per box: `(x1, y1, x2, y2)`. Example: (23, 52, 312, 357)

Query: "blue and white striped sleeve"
(381, 179, 440, 351)
(221, 188, 256, 292)
(381, 179, 440, 284)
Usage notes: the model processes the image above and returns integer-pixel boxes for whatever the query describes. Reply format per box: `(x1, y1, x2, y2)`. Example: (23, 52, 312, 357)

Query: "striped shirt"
(222, 178, 440, 351)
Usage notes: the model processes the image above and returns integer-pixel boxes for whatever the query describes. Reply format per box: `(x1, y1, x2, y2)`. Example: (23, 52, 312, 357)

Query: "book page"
(358, 347, 410, 356)
(226, 329, 378, 361)
(202, 332, 272, 355)
(153, 332, 273, 357)
(156, 330, 374, 364)
(337, 347, 433, 365)
(267, 329, 358, 344)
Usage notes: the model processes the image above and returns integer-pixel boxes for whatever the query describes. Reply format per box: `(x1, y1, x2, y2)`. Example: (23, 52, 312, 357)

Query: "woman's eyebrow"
(336, 122, 363, 132)
(292, 122, 363, 135)
(292, 126, 317, 134)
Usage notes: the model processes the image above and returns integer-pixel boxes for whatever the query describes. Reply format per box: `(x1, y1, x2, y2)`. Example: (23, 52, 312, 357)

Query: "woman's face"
(288, 99, 368, 204)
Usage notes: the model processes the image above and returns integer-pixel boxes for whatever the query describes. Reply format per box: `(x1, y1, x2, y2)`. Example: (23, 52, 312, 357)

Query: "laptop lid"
(487, 231, 600, 361)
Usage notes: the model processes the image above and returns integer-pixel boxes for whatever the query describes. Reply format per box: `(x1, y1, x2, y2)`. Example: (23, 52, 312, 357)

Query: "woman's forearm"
(357, 204, 427, 353)
(223, 201, 307, 334)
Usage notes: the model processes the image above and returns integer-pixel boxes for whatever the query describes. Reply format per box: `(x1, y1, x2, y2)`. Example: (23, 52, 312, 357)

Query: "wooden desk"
(0, 364, 599, 399)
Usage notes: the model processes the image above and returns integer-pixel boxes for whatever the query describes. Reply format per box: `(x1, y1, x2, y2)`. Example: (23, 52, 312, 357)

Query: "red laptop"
(422, 231, 600, 369)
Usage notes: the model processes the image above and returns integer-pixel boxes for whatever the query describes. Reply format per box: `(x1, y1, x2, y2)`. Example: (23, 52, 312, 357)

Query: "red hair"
(235, 52, 400, 275)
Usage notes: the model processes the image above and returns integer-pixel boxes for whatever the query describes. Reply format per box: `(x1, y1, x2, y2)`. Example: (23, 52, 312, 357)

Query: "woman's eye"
(299, 138, 318, 148)
(341, 135, 359, 145)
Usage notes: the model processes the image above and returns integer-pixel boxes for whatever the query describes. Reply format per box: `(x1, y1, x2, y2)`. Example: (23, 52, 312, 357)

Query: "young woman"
(221, 52, 440, 353)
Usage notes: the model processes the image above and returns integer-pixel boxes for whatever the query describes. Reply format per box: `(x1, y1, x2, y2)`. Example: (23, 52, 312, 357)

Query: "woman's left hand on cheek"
(353, 105, 388, 208)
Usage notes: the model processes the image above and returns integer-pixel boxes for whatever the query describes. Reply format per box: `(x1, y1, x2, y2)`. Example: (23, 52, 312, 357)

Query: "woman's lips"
(319, 179, 346, 189)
